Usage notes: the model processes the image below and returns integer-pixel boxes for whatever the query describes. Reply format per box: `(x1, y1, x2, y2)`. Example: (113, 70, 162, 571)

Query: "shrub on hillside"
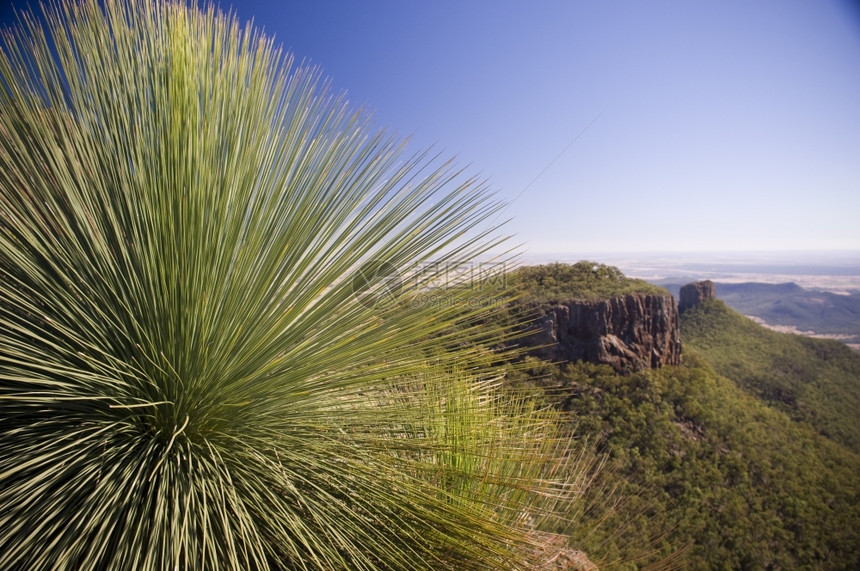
(0, 1, 586, 568)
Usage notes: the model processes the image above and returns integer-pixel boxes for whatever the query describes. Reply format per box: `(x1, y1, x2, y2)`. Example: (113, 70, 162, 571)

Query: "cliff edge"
(510, 262, 682, 373)
(521, 293, 682, 372)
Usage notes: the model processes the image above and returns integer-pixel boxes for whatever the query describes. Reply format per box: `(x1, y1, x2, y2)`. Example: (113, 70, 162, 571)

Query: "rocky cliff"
(679, 280, 716, 313)
(521, 293, 682, 373)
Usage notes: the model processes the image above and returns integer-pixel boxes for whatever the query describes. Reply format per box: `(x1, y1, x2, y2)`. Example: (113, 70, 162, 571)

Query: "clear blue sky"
(3, 0, 859, 254)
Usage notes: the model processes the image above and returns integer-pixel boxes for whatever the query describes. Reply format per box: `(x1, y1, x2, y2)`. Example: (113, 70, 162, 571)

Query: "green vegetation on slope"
(511, 358, 860, 570)
(681, 299, 860, 453)
(510, 262, 667, 306)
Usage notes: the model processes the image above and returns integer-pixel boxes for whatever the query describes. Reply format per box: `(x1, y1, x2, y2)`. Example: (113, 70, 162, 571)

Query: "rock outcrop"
(679, 280, 716, 313)
(528, 531, 598, 570)
(522, 293, 682, 373)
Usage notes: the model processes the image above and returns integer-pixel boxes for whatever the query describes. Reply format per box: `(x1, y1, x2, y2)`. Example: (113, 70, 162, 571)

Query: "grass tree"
(0, 1, 588, 569)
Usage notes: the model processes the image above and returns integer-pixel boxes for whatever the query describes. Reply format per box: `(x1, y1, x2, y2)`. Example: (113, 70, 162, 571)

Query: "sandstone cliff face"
(522, 293, 682, 373)
(679, 280, 716, 313)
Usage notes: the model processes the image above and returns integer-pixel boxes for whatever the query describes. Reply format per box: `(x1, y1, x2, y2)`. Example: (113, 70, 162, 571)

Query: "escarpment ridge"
(511, 263, 689, 372)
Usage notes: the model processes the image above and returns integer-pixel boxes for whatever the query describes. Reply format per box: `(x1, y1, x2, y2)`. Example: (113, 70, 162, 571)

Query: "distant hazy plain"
(523, 250, 860, 294)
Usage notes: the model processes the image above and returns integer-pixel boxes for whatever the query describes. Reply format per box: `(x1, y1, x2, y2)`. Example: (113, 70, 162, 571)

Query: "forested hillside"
(511, 261, 666, 305)
(682, 299, 860, 453)
(505, 266, 860, 569)
(515, 358, 860, 569)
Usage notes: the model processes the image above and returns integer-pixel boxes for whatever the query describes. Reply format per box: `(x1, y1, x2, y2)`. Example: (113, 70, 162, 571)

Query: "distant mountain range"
(655, 280, 860, 349)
